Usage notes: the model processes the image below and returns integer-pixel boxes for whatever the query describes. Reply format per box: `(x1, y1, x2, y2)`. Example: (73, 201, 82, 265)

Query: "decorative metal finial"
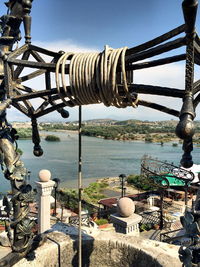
(22, 0, 33, 43)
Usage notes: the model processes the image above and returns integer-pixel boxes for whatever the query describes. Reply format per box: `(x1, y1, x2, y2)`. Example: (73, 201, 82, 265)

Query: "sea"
(1, 130, 200, 193)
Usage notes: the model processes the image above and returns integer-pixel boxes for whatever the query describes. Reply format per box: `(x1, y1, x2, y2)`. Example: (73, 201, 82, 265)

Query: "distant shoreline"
(60, 176, 114, 189)
(14, 120, 193, 144)
(39, 129, 181, 144)
(60, 176, 140, 198)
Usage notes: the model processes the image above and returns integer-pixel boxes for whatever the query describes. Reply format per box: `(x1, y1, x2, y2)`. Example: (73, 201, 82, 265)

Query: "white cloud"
(35, 40, 99, 54)
(8, 40, 189, 122)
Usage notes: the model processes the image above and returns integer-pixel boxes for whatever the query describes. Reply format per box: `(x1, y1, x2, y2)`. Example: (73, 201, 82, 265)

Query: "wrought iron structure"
(0, 0, 200, 266)
(141, 155, 195, 188)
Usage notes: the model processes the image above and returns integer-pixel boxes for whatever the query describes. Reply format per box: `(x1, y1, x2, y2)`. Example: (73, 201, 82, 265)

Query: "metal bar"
(4, 62, 13, 98)
(35, 71, 60, 113)
(34, 71, 53, 114)
(13, 50, 30, 79)
(182, 0, 198, 35)
(13, 85, 72, 116)
(39, 59, 71, 115)
(22, 100, 34, 114)
(17, 69, 46, 83)
(7, 44, 29, 59)
(35, 100, 50, 114)
(125, 54, 186, 71)
(127, 24, 185, 55)
(126, 37, 186, 63)
(8, 25, 185, 63)
(45, 72, 51, 90)
(8, 39, 185, 75)
(160, 189, 164, 230)
(14, 89, 34, 114)
(138, 100, 180, 117)
(15, 84, 34, 93)
(194, 41, 200, 55)
(14, 83, 184, 102)
(29, 44, 60, 57)
(15, 49, 47, 82)
(119, 84, 184, 98)
(194, 52, 200, 65)
(12, 89, 57, 101)
(7, 58, 60, 72)
(175, 0, 197, 168)
(184, 186, 188, 207)
(13, 83, 183, 105)
(8, 58, 71, 74)
(30, 50, 46, 63)
(34, 102, 67, 118)
(161, 228, 184, 236)
(182, 0, 197, 95)
(12, 102, 30, 117)
(21, 99, 34, 113)
(162, 235, 187, 243)
(47, 94, 70, 102)
(195, 34, 200, 46)
(14, 59, 63, 115)
(194, 36, 200, 64)
(193, 92, 200, 108)
(193, 79, 200, 94)
(78, 105, 82, 267)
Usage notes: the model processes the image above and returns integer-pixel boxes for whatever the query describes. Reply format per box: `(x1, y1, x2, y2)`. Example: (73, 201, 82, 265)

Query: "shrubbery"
(172, 143, 178, 147)
(16, 148, 23, 155)
(45, 135, 60, 141)
(145, 134, 153, 142)
(83, 182, 108, 203)
(95, 218, 108, 225)
(57, 181, 108, 211)
(127, 174, 157, 191)
(17, 128, 32, 139)
(140, 223, 153, 232)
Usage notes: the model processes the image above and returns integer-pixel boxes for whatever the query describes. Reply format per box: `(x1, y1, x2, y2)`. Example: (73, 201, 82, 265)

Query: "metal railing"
(160, 228, 185, 243)
(140, 210, 160, 225)
(69, 214, 90, 226)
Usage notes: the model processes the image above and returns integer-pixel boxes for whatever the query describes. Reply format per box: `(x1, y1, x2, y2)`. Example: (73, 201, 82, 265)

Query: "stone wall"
(13, 231, 181, 267)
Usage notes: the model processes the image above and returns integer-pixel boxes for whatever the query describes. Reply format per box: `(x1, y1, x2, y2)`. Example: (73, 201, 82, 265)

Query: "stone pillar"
(35, 170, 55, 234)
(110, 197, 142, 236)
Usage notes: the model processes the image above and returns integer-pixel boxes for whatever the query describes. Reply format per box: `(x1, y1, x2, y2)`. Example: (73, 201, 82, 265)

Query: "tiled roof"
(98, 194, 141, 207)
(98, 198, 118, 207)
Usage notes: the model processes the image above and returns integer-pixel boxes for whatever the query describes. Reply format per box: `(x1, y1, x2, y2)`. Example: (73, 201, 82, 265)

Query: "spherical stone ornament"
(117, 197, 135, 217)
(38, 169, 51, 182)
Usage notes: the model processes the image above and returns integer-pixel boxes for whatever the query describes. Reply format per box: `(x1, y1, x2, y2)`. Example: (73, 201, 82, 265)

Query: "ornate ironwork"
(141, 155, 194, 188)
(179, 211, 200, 266)
(0, 1, 40, 262)
(69, 214, 90, 226)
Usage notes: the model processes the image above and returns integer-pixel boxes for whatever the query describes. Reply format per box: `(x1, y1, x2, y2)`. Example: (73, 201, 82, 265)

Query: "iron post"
(160, 189, 164, 230)
(53, 178, 60, 216)
(119, 174, 126, 198)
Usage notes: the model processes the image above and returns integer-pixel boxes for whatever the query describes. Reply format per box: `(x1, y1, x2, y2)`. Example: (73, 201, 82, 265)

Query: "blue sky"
(30, 0, 185, 48)
(5, 1, 200, 122)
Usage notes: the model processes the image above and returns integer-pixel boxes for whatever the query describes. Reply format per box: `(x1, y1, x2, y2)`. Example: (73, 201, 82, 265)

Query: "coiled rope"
(55, 45, 138, 108)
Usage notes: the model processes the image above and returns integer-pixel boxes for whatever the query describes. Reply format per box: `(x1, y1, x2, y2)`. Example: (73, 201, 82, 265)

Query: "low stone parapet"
(13, 226, 181, 267)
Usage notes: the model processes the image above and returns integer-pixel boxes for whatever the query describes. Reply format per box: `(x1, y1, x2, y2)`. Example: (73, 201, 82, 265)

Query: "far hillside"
(13, 119, 200, 143)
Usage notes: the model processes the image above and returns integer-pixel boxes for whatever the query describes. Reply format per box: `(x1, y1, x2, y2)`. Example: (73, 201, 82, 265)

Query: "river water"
(1, 131, 200, 192)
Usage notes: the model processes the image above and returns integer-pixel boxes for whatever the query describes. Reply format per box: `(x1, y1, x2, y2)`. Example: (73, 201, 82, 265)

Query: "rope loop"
(55, 46, 138, 108)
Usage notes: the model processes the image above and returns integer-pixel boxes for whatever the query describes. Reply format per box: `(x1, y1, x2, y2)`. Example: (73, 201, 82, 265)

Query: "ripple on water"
(0, 136, 196, 192)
